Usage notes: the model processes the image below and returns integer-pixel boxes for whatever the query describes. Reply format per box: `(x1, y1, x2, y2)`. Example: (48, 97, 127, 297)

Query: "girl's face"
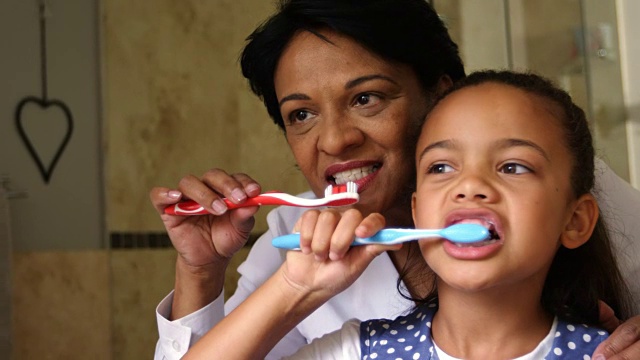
(412, 82, 578, 292)
(274, 29, 431, 226)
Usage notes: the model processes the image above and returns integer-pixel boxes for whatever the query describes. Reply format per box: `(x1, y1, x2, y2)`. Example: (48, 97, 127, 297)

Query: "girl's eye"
(427, 163, 454, 174)
(500, 163, 531, 174)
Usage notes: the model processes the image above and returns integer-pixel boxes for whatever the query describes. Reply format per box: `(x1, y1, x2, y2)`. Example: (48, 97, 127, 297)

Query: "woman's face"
(274, 29, 431, 225)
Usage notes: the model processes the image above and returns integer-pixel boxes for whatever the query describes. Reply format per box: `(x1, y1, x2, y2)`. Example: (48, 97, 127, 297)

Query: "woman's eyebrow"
(278, 74, 398, 108)
(279, 93, 310, 108)
(346, 74, 398, 89)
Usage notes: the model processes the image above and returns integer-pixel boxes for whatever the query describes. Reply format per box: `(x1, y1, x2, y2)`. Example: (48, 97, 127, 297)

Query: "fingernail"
(593, 355, 605, 360)
(231, 188, 247, 202)
(246, 184, 260, 195)
(211, 200, 227, 214)
(167, 190, 181, 199)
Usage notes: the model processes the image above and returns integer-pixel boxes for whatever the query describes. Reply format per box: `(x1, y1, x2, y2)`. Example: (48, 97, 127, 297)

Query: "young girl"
(184, 70, 634, 359)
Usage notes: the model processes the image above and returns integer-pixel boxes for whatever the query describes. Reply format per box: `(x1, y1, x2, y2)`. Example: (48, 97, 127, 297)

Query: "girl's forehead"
(418, 83, 565, 147)
(428, 83, 558, 123)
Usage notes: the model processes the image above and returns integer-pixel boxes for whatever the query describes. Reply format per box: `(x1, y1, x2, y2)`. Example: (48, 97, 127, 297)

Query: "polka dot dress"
(359, 302, 608, 359)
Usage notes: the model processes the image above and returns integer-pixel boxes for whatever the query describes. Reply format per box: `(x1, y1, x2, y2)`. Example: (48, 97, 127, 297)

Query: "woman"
(152, 1, 640, 359)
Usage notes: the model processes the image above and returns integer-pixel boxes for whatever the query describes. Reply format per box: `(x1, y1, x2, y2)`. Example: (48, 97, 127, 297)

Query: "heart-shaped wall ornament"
(15, 96, 74, 184)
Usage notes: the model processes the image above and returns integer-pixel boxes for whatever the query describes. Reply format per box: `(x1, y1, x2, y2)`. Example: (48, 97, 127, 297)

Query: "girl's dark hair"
(401, 70, 634, 325)
(240, 0, 465, 130)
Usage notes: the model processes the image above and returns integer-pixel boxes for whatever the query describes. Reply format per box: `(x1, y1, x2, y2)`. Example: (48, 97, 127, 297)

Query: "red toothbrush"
(164, 182, 359, 216)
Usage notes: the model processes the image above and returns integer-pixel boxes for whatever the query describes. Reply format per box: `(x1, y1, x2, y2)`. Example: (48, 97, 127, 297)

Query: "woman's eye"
(354, 93, 382, 107)
(427, 163, 454, 174)
(288, 110, 314, 124)
(500, 163, 531, 174)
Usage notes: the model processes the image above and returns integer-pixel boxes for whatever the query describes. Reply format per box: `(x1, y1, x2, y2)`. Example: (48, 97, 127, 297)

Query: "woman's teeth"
(332, 165, 378, 185)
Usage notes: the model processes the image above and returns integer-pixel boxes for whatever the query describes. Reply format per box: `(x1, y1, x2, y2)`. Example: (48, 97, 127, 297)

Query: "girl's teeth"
(454, 239, 499, 247)
(333, 166, 376, 185)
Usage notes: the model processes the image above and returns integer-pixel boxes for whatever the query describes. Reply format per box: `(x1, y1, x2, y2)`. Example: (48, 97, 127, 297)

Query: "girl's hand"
(150, 169, 262, 268)
(279, 209, 402, 299)
(593, 302, 640, 359)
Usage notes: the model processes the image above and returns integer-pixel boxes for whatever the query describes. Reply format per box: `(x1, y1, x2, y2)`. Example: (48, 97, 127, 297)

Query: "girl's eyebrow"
(418, 139, 455, 161)
(417, 138, 551, 161)
(498, 138, 550, 161)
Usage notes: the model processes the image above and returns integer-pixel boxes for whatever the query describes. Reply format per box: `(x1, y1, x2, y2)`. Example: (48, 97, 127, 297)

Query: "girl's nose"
(451, 170, 498, 203)
(316, 112, 365, 155)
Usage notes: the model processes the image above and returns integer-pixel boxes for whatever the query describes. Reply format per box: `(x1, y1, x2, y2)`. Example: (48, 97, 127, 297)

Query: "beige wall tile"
(103, 0, 308, 234)
(12, 251, 110, 360)
(110, 249, 176, 360)
(109, 247, 249, 359)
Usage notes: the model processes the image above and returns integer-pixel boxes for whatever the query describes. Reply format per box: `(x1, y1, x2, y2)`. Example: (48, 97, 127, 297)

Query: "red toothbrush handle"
(164, 193, 285, 215)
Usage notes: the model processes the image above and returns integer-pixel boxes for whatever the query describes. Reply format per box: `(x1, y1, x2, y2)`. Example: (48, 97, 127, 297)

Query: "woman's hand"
(149, 169, 262, 318)
(593, 302, 640, 359)
(279, 209, 402, 300)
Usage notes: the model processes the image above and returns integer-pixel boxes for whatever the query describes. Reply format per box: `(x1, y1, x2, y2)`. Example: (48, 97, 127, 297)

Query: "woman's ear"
(561, 193, 599, 249)
(436, 75, 453, 95)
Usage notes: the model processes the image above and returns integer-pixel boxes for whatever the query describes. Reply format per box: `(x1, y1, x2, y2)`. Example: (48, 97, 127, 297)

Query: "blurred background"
(1, 0, 638, 358)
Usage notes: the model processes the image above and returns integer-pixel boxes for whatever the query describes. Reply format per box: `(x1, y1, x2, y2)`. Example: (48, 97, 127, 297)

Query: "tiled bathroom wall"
(102, 0, 309, 235)
(102, 0, 307, 358)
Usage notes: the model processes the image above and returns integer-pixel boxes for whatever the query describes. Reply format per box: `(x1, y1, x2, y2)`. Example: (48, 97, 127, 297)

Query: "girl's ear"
(411, 192, 417, 225)
(561, 193, 599, 249)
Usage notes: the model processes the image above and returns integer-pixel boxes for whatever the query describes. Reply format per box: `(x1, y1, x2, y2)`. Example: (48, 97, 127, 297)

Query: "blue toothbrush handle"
(271, 229, 435, 249)
(352, 229, 424, 245)
(271, 233, 305, 250)
(271, 224, 489, 249)
(271, 229, 416, 250)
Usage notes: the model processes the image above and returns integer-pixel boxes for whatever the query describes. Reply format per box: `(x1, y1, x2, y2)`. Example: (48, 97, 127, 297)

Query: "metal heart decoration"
(15, 96, 74, 184)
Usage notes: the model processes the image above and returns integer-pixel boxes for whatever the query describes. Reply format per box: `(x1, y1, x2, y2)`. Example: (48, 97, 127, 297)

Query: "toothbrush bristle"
(328, 182, 358, 195)
(324, 185, 333, 198)
(323, 182, 359, 206)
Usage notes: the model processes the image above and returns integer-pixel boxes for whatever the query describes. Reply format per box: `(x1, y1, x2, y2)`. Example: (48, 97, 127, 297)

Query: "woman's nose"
(316, 112, 365, 155)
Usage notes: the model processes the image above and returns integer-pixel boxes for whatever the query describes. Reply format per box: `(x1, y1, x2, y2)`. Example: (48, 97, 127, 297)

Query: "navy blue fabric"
(360, 302, 608, 359)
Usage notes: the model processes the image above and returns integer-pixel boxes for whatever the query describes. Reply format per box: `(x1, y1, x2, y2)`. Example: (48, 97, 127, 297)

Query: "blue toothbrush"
(272, 223, 490, 250)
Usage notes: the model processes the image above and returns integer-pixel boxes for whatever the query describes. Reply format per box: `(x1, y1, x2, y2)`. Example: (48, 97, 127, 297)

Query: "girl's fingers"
(354, 213, 387, 238)
(311, 210, 341, 260)
(329, 209, 364, 260)
(297, 210, 320, 254)
(296, 209, 389, 261)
